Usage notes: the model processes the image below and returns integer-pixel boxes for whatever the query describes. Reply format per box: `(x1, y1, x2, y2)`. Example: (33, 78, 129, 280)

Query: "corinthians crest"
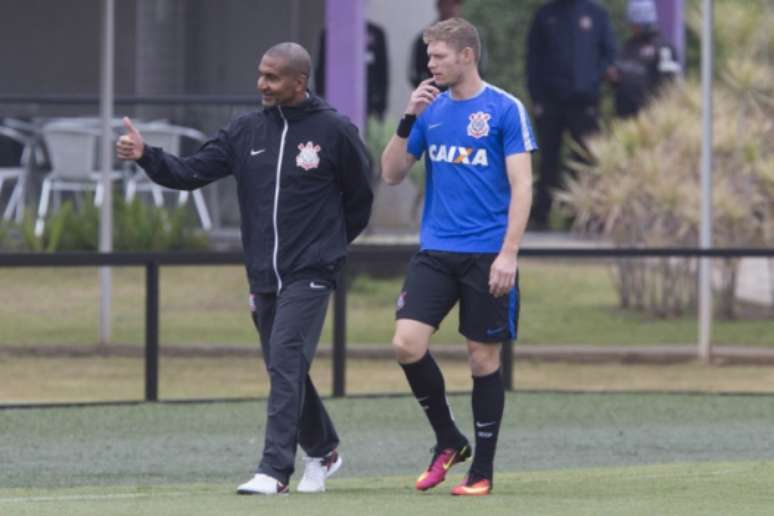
(296, 141, 321, 170)
(467, 111, 491, 139)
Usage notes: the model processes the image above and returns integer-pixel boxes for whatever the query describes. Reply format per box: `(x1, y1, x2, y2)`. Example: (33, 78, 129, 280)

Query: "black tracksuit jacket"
(137, 95, 374, 293)
(527, 0, 616, 104)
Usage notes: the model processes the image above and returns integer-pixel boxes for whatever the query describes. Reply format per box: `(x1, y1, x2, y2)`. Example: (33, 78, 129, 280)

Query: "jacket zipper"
(272, 107, 289, 293)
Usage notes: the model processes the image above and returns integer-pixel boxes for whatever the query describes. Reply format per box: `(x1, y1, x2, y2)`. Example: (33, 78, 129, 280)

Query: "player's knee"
(468, 345, 500, 376)
(392, 333, 425, 364)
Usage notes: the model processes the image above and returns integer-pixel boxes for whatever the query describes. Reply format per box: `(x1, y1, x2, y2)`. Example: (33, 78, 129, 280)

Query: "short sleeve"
(406, 115, 426, 160)
(502, 99, 538, 157)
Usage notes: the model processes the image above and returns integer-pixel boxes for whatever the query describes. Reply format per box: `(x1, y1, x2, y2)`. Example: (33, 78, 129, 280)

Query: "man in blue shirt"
(382, 17, 536, 496)
(526, 0, 616, 229)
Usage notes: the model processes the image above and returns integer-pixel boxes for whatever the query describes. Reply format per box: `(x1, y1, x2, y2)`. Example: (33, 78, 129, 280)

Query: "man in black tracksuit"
(116, 43, 373, 495)
(409, 0, 463, 88)
(408, 0, 488, 89)
(613, 0, 681, 119)
(526, 0, 616, 229)
(315, 21, 390, 120)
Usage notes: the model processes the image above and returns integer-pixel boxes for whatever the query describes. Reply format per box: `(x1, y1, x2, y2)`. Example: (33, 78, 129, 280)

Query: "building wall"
(0, 0, 325, 227)
(0, 0, 323, 117)
(186, 0, 323, 96)
(0, 0, 136, 117)
(0, 0, 424, 230)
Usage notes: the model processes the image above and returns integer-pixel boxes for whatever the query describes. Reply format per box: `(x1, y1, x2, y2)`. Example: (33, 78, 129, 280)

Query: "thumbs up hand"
(116, 116, 145, 161)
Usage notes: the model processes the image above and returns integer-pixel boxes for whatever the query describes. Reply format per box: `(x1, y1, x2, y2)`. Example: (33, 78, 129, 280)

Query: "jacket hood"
(263, 93, 335, 122)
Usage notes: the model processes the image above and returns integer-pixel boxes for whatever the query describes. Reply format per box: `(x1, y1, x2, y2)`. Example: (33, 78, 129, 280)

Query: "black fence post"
(500, 339, 513, 391)
(332, 270, 347, 398)
(145, 261, 159, 402)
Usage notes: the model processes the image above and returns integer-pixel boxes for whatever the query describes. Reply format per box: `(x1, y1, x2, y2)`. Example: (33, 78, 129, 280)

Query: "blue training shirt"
(407, 82, 538, 253)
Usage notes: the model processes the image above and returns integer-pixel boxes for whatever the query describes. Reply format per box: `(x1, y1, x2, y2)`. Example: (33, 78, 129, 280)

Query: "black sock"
(400, 352, 465, 449)
(470, 370, 505, 480)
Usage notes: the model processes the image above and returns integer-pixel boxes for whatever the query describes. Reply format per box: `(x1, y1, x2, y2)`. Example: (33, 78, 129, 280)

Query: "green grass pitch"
(2, 392, 774, 515)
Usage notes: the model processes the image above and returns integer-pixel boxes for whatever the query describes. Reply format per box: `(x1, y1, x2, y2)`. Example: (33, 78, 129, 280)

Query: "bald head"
(264, 42, 312, 79)
(258, 42, 312, 107)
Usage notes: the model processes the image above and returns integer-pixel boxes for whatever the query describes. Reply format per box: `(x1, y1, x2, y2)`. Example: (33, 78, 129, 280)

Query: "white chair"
(124, 122, 212, 230)
(0, 125, 33, 223)
(33, 122, 124, 236)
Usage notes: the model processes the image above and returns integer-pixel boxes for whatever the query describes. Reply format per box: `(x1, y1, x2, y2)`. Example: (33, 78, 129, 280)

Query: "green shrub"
(20, 202, 94, 252)
(19, 197, 207, 253)
(558, 0, 774, 318)
(0, 220, 12, 250)
(113, 197, 207, 251)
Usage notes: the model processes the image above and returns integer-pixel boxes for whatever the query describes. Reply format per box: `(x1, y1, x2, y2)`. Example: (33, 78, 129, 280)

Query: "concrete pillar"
(655, 0, 685, 66)
(325, 0, 366, 131)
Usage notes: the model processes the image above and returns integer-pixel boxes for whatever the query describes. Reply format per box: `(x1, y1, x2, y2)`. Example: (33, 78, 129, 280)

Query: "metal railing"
(1, 245, 773, 403)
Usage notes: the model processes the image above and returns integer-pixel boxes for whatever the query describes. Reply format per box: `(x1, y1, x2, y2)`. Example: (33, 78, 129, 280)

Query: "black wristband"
(396, 114, 417, 138)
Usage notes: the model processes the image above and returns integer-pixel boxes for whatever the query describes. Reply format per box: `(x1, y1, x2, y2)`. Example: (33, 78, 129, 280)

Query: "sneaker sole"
(451, 488, 491, 496)
(236, 486, 289, 496)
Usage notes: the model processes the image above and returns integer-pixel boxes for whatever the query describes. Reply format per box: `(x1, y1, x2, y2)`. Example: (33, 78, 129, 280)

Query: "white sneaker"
(297, 450, 343, 493)
(236, 473, 288, 495)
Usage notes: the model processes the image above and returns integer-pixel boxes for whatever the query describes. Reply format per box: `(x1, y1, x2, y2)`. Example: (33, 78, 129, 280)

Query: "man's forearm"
(137, 145, 215, 191)
(501, 152, 534, 255)
(380, 135, 414, 185)
(501, 172, 532, 256)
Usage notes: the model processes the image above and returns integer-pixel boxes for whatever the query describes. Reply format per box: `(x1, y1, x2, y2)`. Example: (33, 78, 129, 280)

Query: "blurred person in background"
(382, 17, 536, 496)
(409, 0, 463, 87)
(117, 42, 373, 496)
(612, 0, 681, 118)
(315, 21, 390, 120)
(526, 0, 616, 230)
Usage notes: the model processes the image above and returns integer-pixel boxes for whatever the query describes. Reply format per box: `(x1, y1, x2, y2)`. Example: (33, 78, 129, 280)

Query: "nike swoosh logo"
(443, 445, 468, 469)
(428, 123, 443, 130)
(486, 327, 503, 336)
(309, 281, 328, 290)
(250, 149, 266, 156)
(475, 421, 497, 428)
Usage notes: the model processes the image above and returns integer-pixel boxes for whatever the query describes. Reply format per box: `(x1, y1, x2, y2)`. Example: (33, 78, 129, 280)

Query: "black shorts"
(395, 250, 520, 343)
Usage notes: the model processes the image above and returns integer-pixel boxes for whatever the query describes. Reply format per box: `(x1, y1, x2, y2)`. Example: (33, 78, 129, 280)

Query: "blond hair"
(423, 17, 481, 62)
